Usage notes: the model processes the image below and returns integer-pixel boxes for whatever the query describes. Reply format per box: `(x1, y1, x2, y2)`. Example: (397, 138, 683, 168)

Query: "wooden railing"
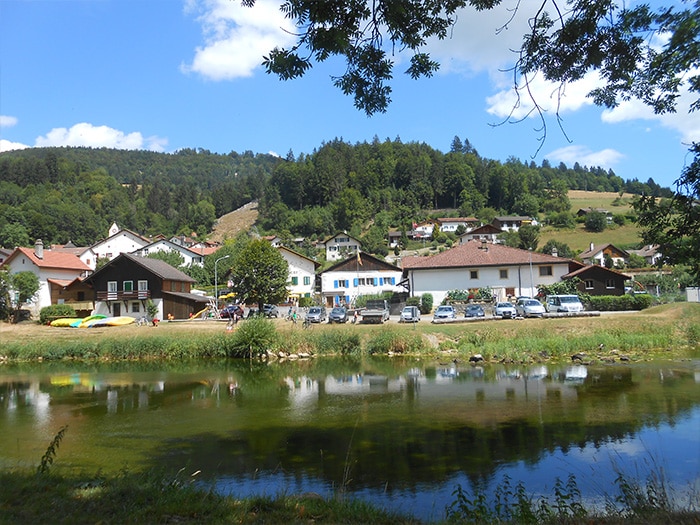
(96, 290, 151, 301)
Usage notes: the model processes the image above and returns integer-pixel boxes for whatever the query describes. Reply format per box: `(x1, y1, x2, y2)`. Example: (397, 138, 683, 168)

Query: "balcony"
(97, 290, 151, 301)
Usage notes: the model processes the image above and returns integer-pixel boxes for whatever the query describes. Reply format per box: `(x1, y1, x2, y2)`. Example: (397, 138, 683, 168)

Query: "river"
(1, 357, 698, 521)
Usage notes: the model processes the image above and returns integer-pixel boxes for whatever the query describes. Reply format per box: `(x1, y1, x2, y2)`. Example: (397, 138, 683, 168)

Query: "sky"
(1, 0, 697, 190)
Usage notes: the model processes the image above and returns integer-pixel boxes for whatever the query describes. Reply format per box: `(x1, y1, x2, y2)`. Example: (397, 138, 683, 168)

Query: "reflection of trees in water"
(2, 361, 698, 494)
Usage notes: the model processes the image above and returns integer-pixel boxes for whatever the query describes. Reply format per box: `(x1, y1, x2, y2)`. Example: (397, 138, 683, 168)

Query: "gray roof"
(121, 253, 196, 282)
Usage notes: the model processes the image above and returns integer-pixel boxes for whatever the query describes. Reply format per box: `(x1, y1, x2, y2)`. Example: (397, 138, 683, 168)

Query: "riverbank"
(2, 467, 698, 524)
(1, 303, 699, 363)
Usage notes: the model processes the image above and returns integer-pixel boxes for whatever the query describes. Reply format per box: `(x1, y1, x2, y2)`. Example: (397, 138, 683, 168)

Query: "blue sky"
(1, 0, 697, 190)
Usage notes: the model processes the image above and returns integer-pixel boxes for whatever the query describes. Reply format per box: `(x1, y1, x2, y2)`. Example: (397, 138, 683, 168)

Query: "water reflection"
(1, 358, 699, 521)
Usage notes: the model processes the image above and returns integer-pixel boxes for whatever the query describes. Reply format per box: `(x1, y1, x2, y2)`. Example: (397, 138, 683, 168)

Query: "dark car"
(465, 304, 485, 317)
(328, 306, 348, 323)
(220, 304, 244, 319)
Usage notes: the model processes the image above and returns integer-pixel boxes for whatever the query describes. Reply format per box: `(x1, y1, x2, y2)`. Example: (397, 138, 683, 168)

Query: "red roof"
(5, 247, 91, 272)
(401, 240, 565, 270)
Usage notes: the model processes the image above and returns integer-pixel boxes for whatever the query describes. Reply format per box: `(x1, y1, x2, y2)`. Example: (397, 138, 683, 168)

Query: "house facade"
(133, 239, 206, 267)
(1, 239, 92, 317)
(492, 216, 537, 232)
(578, 243, 629, 267)
(84, 253, 206, 320)
(401, 240, 570, 304)
(320, 252, 404, 307)
(437, 217, 479, 234)
(563, 263, 628, 296)
(459, 224, 502, 244)
(278, 246, 318, 303)
(91, 226, 151, 262)
(322, 233, 362, 262)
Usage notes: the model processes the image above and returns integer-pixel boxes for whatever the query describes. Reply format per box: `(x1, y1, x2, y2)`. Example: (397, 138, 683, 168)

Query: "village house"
(401, 240, 570, 304)
(578, 243, 629, 267)
(277, 246, 319, 303)
(90, 223, 151, 262)
(320, 252, 404, 308)
(628, 244, 662, 266)
(411, 220, 437, 239)
(322, 232, 362, 262)
(437, 217, 479, 234)
(563, 262, 629, 296)
(133, 239, 207, 267)
(459, 224, 502, 244)
(1, 239, 92, 317)
(492, 216, 538, 232)
(84, 252, 207, 320)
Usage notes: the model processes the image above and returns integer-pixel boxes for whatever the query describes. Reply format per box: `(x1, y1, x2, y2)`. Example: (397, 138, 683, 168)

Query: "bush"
(406, 296, 421, 307)
(39, 304, 76, 325)
(313, 330, 361, 355)
(365, 330, 425, 355)
(228, 317, 279, 358)
(586, 294, 654, 311)
(420, 293, 433, 314)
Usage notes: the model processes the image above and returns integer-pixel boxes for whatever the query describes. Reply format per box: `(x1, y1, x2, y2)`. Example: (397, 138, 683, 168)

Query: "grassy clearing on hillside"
(539, 222, 643, 252)
(567, 190, 636, 214)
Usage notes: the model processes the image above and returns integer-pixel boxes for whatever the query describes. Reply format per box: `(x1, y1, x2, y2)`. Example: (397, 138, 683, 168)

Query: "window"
(291, 276, 298, 286)
(123, 280, 133, 292)
(606, 279, 615, 289)
(138, 280, 148, 291)
(470, 270, 478, 279)
(585, 280, 594, 290)
(334, 279, 349, 288)
(539, 266, 553, 276)
(499, 269, 508, 279)
(303, 276, 311, 286)
(77, 291, 85, 301)
(132, 303, 140, 313)
(108, 281, 118, 292)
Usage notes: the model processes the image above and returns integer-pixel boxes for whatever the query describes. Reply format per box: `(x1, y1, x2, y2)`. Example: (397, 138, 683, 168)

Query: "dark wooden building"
(564, 264, 628, 296)
(84, 253, 208, 320)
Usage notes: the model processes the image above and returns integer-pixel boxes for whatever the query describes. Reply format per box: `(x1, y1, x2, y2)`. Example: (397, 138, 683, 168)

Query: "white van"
(545, 295, 584, 313)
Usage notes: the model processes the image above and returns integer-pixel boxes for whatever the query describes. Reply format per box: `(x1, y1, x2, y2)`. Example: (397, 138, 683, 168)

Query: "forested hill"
(0, 138, 672, 248)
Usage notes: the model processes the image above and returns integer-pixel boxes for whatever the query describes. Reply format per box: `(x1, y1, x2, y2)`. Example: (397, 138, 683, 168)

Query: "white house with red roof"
(437, 217, 479, 233)
(1, 239, 92, 316)
(401, 240, 571, 304)
(133, 239, 207, 267)
(278, 246, 319, 302)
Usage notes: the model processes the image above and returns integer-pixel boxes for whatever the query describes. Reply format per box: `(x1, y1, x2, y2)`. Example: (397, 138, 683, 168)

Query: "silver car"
(515, 299, 546, 318)
(400, 305, 421, 323)
(433, 305, 456, 320)
(493, 302, 516, 318)
(306, 306, 327, 323)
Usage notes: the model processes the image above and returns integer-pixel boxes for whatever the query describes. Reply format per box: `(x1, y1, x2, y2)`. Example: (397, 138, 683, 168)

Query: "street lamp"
(528, 248, 535, 297)
(214, 255, 231, 307)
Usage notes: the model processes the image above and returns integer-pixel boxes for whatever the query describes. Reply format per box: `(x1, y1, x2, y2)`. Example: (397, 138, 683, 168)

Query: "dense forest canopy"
(0, 140, 672, 248)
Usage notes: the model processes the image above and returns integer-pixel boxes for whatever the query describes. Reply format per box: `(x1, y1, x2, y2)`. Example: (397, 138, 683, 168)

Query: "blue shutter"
(379, 278, 384, 285)
(334, 280, 338, 289)
(354, 278, 359, 286)
(391, 277, 396, 285)
(373, 277, 378, 285)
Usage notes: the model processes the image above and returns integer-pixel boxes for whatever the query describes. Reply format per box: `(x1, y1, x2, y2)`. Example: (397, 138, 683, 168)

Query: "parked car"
(515, 298, 546, 318)
(328, 306, 348, 323)
(465, 304, 485, 318)
(263, 304, 279, 318)
(493, 302, 517, 318)
(220, 304, 244, 319)
(399, 305, 421, 323)
(545, 294, 584, 313)
(306, 306, 327, 323)
(433, 305, 456, 320)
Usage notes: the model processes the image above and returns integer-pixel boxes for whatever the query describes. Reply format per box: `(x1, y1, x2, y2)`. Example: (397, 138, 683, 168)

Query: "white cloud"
(34, 123, 167, 151)
(0, 115, 18, 128)
(602, 87, 700, 144)
(182, 0, 297, 80)
(0, 139, 29, 152)
(545, 145, 625, 169)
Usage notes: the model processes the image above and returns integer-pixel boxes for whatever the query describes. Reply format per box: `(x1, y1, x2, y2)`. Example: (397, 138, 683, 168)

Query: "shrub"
(586, 294, 654, 311)
(39, 304, 76, 325)
(228, 317, 279, 358)
(406, 296, 421, 307)
(420, 293, 433, 314)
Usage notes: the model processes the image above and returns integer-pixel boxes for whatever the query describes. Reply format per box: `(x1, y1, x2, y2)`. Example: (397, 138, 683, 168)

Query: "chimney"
(589, 242, 594, 252)
(551, 247, 558, 257)
(34, 239, 44, 259)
